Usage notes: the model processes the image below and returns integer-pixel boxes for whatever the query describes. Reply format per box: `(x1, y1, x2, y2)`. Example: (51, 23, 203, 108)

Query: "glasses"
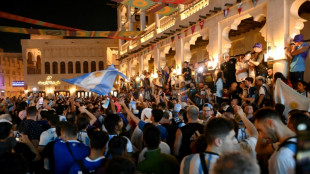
(202, 110, 211, 112)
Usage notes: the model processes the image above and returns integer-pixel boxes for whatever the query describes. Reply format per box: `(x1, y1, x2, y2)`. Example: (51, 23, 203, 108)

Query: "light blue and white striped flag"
(62, 64, 127, 96)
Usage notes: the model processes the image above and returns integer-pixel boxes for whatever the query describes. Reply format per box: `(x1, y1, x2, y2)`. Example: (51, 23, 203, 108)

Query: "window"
(99, 61, 104, 70)
(45, 62, 50, 74)
(60, 62, 66, 74)
(83, 61, 88, 73)
(91, 61, 96, 72)
(36, 55, 41, 74)
(68, 62, 73, 74)
(27, 52, 35, 74)
(52, 62, 58, 74)
(76, 61, 81, 73)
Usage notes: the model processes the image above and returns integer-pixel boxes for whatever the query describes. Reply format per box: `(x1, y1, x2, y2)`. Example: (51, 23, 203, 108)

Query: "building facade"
(117, 0, 310, 83)
(21, 36, 118, 97)
(0, 51, 24, 98)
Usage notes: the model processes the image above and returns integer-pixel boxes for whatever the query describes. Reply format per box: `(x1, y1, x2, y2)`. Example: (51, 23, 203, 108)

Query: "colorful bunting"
(111, 0, 123, 2)
(171, 36, 174, 42)
(252, 0, 258, 7)
(191, 25, 196, 34)
(0, 11, 81, 31)
(0, 26, 143, 40)
(237, 2, 243, 14)
(147, 3, 166, 13)
(184, 29, 188, 37)
(156, 6, 178, 16)
(122, 0, 156, 10)
(151, 0, 194, 4)
(224, 8, 229, 17)
(199, 20, 204, 29)
(177, 33, 181, 39)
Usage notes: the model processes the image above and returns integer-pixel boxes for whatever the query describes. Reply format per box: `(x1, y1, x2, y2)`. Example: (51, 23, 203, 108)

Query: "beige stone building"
(21, 35, 118, 97)
(117, 0, 310, 82)
(0, 51, 24, 98)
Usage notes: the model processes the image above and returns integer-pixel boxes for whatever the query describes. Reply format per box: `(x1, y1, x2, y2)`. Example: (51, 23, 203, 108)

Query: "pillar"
(140, 10, 146, 31)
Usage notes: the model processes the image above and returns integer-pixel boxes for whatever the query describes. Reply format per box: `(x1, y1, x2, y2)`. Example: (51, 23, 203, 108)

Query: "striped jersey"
(180, 152, 219, 174)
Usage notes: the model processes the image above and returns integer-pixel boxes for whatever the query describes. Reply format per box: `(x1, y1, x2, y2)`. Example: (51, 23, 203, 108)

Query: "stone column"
(140, 10, 146, 31)
(175, 36, 184, 75)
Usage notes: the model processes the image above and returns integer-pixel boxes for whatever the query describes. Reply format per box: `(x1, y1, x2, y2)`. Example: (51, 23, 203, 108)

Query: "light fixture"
(198, 67, 203, 73)
(33, 87, 37, 91)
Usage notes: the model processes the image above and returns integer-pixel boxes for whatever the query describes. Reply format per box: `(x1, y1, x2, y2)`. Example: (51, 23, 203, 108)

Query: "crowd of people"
(0, 34, 309, 174)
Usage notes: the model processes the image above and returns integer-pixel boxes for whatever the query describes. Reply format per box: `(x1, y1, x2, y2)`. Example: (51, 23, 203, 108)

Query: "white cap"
(141, 108, 152, 121)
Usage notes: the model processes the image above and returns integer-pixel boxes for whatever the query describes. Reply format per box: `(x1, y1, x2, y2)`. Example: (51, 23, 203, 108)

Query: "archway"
(228, 17, 267, 56)
(189, 36, 209, 64)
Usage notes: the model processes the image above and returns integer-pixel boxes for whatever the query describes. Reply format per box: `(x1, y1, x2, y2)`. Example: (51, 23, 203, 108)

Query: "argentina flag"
(62, 64, 127, 96)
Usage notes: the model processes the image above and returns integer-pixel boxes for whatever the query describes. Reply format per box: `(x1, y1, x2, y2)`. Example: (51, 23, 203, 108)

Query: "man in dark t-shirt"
(220, 53, 236, 88)
(174, 105, 204, 161)
(182, 61, 192, 86)
(247, 43, 268, 78)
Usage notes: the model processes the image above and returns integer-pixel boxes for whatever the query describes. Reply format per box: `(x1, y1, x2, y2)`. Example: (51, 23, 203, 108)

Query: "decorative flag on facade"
(0, 11, 81, 31)
(191, 25, 196, 34)
(252, 0, 258, 7)
(111, 0, 123, 2)
(199, 20, 205, 29)
(224, 8, 229, 17)
(156, 6, 178, 16)
(237, 2, 243, 14)
(122, 0, 156, 10)
(177, 33, 181, 39)
(62, 64, 128, 96)
(151, 0, 194, 4)
(171, 36, 175, 42)
(147, 3, 166, 13)
(184, 29, 188, 37)
(274, 79, 310, 118)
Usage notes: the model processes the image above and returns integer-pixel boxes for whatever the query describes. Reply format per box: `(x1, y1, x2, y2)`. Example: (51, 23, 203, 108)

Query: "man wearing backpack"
(255, 76, 271, 108)
(69, 131, 109, 174)
(254, 108, 296, 174)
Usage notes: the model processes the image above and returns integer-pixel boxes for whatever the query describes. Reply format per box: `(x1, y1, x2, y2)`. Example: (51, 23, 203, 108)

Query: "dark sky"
(0, 1, 118, 52)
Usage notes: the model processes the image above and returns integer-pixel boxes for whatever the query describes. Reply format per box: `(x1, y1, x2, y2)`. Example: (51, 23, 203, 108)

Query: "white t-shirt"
(77, 131, 90, 146)
(39, 127, 57, 146)
(105, 134, 133, 156)
(138, 141, 171, 163)
(268, 138, 297, 174)
(59, 115, 67, 122)
(236, 62, 248, 82)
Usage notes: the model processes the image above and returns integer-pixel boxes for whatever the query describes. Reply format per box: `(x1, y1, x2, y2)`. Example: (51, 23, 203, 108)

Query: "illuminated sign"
(38, 76, 61, 85)
(12, 81, 25, 87)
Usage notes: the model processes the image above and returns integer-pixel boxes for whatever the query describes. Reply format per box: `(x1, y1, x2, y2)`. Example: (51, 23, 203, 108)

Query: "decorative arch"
(290, 0, 307, 37)
(99, 61, 104, 70)
(83, 61, 89, 73)
(52, 62, 58, 74)
(159, 45, 171, 68)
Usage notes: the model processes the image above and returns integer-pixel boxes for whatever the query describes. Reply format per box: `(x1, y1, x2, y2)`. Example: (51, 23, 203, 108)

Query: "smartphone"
(14, 131, 21, 141)
(296, 123, 310, 174)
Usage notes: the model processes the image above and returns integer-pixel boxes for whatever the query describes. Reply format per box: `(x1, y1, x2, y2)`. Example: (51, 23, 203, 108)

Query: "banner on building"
(151, 0, 194, 4)
(122, 0, 156, 10)
(0, 11, 81, 31)
(237, 2, 243, 14)
(147, 3, 166, 13)
(224, 8, 229, 17)
(199, 20, 204, 29)
(184, 29, 188, 37)
(252, 0, 258, 7)
(0, 26, 143, 40)
(191, 25, 196, 34)
(156, 6, 178, 16)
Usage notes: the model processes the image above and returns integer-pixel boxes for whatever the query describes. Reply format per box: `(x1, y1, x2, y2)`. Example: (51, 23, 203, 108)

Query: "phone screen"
(296, 123, 310, 174)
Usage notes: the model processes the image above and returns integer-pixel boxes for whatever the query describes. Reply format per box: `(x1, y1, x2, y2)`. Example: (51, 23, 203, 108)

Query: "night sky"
(0, 1, 118, 52)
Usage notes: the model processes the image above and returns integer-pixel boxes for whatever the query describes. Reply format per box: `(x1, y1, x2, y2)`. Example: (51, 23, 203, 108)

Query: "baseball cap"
(293, 34, 304, 42)
(253, 43, 262, 49)
(174, 104, 182, 112)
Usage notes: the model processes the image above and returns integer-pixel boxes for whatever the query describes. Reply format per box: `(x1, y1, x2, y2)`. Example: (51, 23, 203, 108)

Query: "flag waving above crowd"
(62, 65, 128, 96)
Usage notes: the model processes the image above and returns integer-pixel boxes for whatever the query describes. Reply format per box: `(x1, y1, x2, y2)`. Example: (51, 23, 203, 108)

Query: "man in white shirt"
(254, 108, 296, 174)
(38, 114, 59, 152)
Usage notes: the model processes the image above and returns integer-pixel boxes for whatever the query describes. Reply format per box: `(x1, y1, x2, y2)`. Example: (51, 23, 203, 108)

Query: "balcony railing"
(120, 41, 129, 55)
(141, 23, 156, 43)
(181, 0, 209, 20)
(129, 39, 140, 50)
(157, 16, 176, 34)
